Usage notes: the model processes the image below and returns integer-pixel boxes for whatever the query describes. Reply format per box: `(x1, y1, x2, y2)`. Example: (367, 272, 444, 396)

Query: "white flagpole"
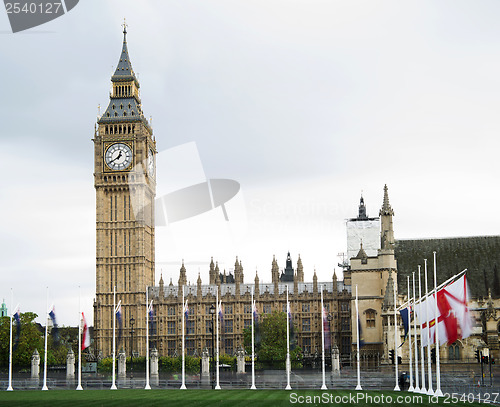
(251, 289, 256, 390)
(355, 285, 362, 391)
(7, 289, 13, 391)
(433, 251, 443, 397)
(76, 286, 83, 390)
(397, 268, 466, 311)
(424, 259, 434, 396)
(393, 280, 400, 391)
(180, 286, 186, 390)
(111, 286, 117, 390)
(285, 285, 291, 390)
(42, 287, 49, 391)
(408, 276, 414, 391)
(413, 272, 420, 393)
(321, 285, 327, 390)
(145, 287, 151, 390)
(215, 289, 221, 390)
(419, 265, 426, 394)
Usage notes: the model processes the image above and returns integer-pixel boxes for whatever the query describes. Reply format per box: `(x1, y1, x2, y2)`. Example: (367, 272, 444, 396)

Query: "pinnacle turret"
(379, 184, 394, 216)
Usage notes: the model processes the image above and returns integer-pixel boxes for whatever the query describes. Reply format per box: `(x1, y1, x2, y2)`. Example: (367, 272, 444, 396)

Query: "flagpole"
(285, 285, 291, 390)
(321, 285, 327, 390)
(251, 289, 256, 390)
(424, 259, 434, 396)
(145, 286, 151, 390)
(355, 285, 362, 391)
(42, 287, 49, 391)
(76, 286, 83, 390)
(396, 268, 467, 311)
(111, 286, 117, 390)
(418, 265, 426, 394)
(393, 280, 400, 391)
(413, 272, 420, 393)
(407, 276, 414, 391)
(7, 288, 13, 391)
(215, 289, 221, 390)
(181, 286, 186, 390)
(433, 252, 443, 397)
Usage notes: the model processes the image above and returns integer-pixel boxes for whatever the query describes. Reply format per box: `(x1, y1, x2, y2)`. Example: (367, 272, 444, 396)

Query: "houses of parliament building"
(94, 28, 500, 365)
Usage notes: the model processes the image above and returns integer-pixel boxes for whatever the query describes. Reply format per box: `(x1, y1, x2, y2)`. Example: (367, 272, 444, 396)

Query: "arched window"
(448, 343, 461, 360)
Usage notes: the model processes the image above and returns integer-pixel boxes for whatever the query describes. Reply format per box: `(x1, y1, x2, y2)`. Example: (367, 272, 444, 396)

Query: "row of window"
(114, 85, 133, 98)
(104, 123, 136, 135)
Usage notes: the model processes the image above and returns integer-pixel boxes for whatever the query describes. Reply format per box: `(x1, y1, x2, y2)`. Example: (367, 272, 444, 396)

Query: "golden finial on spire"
(122, 18, 128, 34)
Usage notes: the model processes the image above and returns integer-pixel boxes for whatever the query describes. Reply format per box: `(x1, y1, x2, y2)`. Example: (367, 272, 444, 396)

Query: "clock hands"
(109, 151, 123, 164)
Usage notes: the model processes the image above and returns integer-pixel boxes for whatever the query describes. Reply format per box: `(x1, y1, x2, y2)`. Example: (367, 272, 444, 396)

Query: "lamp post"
(209, 304, 216, 389)
(129, 316, 135, 381)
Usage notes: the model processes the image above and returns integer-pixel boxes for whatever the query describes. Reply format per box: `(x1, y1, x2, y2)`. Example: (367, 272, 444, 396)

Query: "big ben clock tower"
(93, 24, 156, 358)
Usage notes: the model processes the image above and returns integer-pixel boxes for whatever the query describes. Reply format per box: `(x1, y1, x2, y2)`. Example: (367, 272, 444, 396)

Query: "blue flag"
(49, 307, 60, 346)
(116, 304, 123, 345)
(13, 308, 21, 351)
(358, 317, 365, 348)
(399, 307, 410, 348)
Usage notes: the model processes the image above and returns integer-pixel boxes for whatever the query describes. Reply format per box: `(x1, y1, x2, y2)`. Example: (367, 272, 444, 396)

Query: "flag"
(82, 312, 90, 350)
(399, 307, 410, 347)
(148, 300, 155, 335)
(253, 300, 260, 345)
(184, 299, 189, 320)
(287, 299, 296, 349)
(252, 300, 258, 324)
(323, 307, 331, 351)
(414, 274, 472, 346)
(49, 306, 60, 346)
(183, 299, 190, 335)
(218, 300, 224, 327)
(116, 302, 122, 345)
(357, 317, 365, 348)
(441, 274, 472, 341)
(13, 307, 21, 351)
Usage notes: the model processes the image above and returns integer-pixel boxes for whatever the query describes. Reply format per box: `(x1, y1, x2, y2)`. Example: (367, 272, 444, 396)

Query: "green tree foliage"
(244, 311, 302, 369)
(0, 312, 43, 368)
(0, 313, 79, 369)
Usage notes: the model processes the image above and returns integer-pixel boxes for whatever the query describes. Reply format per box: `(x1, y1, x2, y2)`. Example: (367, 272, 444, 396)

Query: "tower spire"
(358, 193, 368, 220)
(379, 184, 395, 252)
(122, 18, 127, 37)
(380, 184, 394, 216)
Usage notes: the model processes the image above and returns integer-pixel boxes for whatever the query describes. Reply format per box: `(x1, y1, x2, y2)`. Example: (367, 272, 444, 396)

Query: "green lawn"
(0, 389, 488, 407)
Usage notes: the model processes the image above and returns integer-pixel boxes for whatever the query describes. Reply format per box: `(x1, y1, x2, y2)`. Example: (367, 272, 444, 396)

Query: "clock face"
(148, 148, 155, 176)
(105, 143, 133, 171)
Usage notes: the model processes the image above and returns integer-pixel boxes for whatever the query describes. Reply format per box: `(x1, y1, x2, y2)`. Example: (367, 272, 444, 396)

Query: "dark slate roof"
(395, 236, 500, 299)
(101, 97, 142, 120)
(111, 31, 138, 84)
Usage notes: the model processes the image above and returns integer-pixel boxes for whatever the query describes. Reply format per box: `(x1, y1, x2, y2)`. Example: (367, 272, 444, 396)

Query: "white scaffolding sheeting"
(346, 219, 381, 260)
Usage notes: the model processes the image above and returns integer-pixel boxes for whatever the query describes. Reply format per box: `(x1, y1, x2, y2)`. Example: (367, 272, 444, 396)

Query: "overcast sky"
(1, 1, 499, 326)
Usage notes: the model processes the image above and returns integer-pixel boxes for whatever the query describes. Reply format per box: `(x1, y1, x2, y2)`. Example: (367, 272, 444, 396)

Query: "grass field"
(0, 389, 488, 407)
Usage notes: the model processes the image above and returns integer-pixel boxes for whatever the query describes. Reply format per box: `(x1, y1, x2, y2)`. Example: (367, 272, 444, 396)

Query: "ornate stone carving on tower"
(93, 25, 156, 358)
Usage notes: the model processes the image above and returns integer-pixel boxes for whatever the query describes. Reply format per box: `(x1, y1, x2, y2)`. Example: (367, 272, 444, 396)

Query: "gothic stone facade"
(148, 258, 352, 360)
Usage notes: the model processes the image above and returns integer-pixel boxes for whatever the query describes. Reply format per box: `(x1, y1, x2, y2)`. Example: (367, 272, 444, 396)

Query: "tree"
(0, 312, 44, 368)
(244, 310, 302, 369)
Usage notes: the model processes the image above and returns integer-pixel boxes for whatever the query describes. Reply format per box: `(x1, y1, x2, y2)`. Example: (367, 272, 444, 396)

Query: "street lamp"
(129, 316, 135, 380)
(209, 304, 216, 389)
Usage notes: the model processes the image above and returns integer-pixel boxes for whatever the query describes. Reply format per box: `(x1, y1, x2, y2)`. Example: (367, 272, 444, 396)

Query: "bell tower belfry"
(93, 24, 156, 358)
